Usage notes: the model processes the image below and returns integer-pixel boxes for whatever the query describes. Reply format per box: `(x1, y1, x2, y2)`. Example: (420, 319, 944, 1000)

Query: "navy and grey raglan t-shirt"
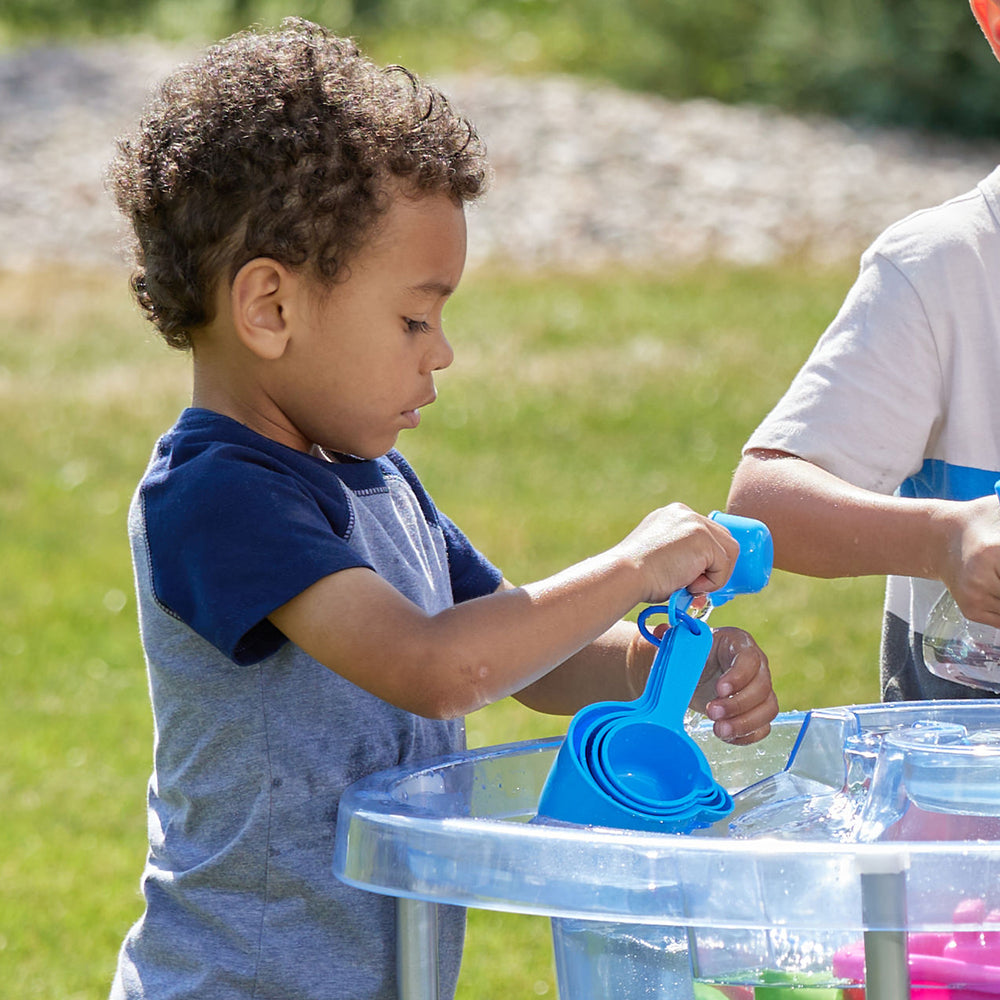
(111, 408, 503, 1000)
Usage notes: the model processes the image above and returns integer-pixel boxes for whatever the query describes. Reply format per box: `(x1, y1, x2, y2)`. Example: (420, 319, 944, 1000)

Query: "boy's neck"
(190, 346, 312, 454)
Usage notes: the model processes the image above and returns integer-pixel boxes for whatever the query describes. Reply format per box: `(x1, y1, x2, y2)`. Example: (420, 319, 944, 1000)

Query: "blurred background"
(3, 2, 1000, 998)
(6, 0, 1000, 135)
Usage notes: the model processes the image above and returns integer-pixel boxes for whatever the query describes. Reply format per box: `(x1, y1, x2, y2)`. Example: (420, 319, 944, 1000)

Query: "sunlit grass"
(0, 261, 881, 999)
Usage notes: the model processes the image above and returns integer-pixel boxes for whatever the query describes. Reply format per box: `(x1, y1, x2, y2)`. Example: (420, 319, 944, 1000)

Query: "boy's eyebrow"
(406, 280, 455, 297)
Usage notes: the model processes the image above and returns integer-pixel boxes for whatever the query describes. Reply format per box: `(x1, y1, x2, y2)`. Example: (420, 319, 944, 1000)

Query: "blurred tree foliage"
(3, 0, 1000, 138)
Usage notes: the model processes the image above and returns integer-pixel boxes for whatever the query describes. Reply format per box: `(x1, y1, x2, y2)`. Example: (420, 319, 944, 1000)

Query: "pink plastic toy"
(833, 900, 1000, 999)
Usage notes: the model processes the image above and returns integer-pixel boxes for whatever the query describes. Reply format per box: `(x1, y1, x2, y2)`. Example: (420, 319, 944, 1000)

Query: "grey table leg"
(397, 898, 441, 1000)
(861, 868, 910, 1000)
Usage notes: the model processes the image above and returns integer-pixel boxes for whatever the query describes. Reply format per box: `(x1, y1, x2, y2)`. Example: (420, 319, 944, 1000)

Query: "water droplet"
(103, 588, 127, 613)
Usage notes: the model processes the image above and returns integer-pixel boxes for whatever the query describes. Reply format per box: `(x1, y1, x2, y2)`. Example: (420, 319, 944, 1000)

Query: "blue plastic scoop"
(535, 511, 772, 834)
(597, 615, 720, 806)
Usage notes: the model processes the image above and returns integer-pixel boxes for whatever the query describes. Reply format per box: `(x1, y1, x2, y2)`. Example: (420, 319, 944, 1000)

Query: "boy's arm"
(513, 616, 777, 745)
(269, 503, 740, 720)
(728, 449, 1000, 626)
(728, 448, 950, 578)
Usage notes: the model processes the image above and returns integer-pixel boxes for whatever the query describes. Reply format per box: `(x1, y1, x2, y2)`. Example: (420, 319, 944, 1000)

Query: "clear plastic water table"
(333, 701, 1000, 999)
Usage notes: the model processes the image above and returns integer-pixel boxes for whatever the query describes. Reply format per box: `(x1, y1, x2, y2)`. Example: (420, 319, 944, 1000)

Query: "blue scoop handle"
(635, 606, 708, 715)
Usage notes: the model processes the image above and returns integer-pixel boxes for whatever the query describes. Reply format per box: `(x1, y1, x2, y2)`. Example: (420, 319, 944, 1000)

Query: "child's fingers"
(704, 628, 777, 744)
(709, 653, 775, 718)
(708, 687, 778, 744)
(709, 627, 767, 696)
(707, 668, 777, 743)
(714, 716, 774, 746)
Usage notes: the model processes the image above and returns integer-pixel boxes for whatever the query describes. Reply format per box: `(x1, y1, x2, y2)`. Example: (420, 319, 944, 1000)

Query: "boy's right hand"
(613, 503, 740, 606)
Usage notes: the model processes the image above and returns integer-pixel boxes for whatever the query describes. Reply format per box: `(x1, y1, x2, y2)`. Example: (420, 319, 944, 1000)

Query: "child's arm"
(269, 502, 748, 720)
(728, 448, 1000, 628)
(512, 617, 776, 746)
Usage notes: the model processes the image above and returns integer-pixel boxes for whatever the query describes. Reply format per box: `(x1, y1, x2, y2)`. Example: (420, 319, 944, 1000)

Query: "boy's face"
(274, 190, 466, 458)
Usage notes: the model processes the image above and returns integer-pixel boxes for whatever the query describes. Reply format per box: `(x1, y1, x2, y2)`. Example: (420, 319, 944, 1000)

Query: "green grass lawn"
(0, 261, 882, 999)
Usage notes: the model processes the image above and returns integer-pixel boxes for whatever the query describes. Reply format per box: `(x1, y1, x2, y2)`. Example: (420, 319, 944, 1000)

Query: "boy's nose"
(429, 329, 454, 372)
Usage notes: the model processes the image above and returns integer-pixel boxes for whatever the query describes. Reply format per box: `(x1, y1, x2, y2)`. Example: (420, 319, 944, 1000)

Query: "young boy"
(108, 19, 777, 1000)
(727, 1, 1000, 702)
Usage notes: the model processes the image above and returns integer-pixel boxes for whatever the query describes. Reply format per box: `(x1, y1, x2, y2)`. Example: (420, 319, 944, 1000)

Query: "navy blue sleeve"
(438, 512, 504, 602)
(383, 450, 503, 602)
(141, 444, 372, 665)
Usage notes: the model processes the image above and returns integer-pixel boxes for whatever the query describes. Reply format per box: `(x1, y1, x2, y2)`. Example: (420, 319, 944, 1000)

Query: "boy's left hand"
(691, 626, 777, 745)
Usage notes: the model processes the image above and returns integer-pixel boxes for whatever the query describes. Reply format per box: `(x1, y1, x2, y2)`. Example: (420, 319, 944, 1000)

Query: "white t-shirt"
(745, 167, 1000, 700)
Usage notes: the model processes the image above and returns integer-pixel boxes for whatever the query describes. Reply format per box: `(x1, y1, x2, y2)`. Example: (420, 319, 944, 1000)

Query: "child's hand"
(613, 503, 740, 606)
(941, 493, 1000, 629)
(691, 626, 777, 745)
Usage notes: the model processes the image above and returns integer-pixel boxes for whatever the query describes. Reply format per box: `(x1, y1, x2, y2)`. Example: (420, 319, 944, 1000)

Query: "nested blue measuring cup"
(535, 511, 772, 834)
(581, 612, 734, 826)
(582, 614, 710, 807)
(594, 611, 728, 812)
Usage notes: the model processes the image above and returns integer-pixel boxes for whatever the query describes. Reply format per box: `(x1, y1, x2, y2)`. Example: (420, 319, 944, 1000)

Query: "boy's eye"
(405, 318, 432, 334)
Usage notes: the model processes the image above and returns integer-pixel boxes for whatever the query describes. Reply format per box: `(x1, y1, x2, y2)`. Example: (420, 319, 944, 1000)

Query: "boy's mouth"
(402, 393, 436, 428)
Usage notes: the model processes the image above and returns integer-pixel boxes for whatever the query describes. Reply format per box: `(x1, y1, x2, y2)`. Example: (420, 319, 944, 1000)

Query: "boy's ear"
(971, 0, 1000, 61)
(230, 258, 299, 361)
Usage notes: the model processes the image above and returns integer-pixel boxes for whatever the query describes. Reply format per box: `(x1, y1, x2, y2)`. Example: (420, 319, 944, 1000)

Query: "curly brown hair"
(108, 18, 490, 350)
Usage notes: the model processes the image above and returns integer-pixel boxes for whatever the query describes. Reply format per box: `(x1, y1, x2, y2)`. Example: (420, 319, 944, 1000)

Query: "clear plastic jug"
(923, 587, 1000, 692)
(923, 481, 1000, 692)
